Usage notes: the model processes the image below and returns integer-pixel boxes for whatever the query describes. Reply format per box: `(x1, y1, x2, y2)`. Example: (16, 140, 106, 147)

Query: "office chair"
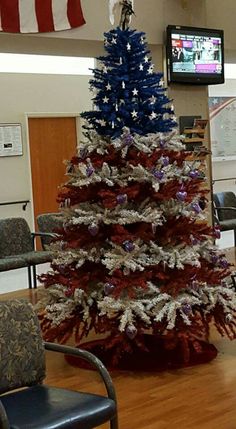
(213, 192, 236, 246)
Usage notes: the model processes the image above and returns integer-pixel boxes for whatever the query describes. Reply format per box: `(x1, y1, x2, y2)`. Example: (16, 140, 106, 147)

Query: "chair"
(0, 217, 53, 289)
(37, 212, 64, 250)
(0, 299, 118, 429)
(213, 192, 236, 246)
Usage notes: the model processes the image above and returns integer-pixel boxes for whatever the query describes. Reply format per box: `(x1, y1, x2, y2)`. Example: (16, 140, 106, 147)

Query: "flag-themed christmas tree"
(38, 3, 236, 370)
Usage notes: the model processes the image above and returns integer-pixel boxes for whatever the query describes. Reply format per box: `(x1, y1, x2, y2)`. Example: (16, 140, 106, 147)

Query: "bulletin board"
(0, 123, 23, 157)
(209, 96, 236, 161)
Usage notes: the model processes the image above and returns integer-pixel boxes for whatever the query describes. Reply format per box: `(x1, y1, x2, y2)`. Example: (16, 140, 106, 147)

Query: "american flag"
(209, 97, 236, 120)
(0, 0, 85, 33)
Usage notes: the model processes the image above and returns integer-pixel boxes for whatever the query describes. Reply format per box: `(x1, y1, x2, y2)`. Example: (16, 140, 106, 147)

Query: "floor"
(1, 231, 236, 428)
(0, 262, 50, 293)
(1, 283, 236, 428)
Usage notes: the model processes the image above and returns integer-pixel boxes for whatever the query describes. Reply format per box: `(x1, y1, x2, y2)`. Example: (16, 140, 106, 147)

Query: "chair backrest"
(0, 217, 32, 257)
(0, 300, 46, 394)
(212, 200, 220, 226)
(213, 192, 236, 221)
(37, 212, 64, 249)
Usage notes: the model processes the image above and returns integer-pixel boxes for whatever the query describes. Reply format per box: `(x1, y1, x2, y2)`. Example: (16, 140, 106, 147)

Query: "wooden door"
(28, 117, 77, 225)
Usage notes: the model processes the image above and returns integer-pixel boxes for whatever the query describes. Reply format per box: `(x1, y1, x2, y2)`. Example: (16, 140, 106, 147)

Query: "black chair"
(0, 299, 118, 429)
(37, 212, 64, 250)
(213, 192, 236, 246)
(0, 217, 53, 288)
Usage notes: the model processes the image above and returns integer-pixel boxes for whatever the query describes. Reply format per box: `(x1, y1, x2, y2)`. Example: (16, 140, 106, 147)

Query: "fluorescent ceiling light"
(0, 53, 94, 75)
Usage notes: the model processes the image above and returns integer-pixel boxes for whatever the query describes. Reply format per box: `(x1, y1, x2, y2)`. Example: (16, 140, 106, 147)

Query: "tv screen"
(166, 25, 224, 85)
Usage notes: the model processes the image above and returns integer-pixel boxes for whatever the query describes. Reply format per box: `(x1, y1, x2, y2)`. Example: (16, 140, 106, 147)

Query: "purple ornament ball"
(182, 303, 192, 315)
(88, 224, 99, 236)
(104, 282, 115, 295)
(191, 202, 201, 214)
(211, 254, 219, 264)
(123, 240, 135, 252)
(214, 227, 221, 239)
(159, 139, 165, 148)
(125, 324, 137, 339)
(161, 156, 169, 167)
(153, 169, 164, 180)
(220, 258, 229, 269)
(189, 280, 199, 291)
(189, 170, 199, 179)
(123, 134, 133, 146)
(116, 194, 127, 204)
(58, 264, 66, 274)
(176, 190, 187, 202)
(86, 166, 94, 177)
(191, 236, 199, 245)
(80, 147, 88, 159)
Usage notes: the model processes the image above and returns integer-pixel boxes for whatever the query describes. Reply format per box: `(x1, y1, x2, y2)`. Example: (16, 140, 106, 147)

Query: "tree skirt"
(65, 335, 218, 372)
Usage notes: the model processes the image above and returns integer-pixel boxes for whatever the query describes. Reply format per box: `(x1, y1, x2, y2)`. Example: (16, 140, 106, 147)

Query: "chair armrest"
(0, 399, 10, 429)
(44, 342, 117, 404)
(31, 232, 59, 239)
(31, 232, 59, 248)
(216, 206, 236, 212)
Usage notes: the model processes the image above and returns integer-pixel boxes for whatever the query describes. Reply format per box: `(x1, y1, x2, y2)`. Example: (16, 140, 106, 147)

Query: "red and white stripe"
(0, 0, 85, 33)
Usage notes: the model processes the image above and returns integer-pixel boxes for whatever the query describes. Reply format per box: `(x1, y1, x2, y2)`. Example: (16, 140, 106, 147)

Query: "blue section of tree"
(81, 27, 176, 138)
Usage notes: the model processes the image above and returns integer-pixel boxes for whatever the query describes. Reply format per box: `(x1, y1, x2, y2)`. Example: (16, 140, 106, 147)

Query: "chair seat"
(0, 256, 26, 271)
(219, 219, 236, 231)
(1, 385, 116, 429)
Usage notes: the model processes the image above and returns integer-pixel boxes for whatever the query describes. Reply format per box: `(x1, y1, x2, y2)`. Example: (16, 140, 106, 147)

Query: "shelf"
(186, 154, 207, 161)
(181, 119, 208, 153)
(183, 137, 205, 143)
(183, 128, 205, 135)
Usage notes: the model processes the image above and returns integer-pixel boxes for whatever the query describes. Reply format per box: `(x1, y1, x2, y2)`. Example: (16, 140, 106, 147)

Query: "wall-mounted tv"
(166, 25, 224, 85)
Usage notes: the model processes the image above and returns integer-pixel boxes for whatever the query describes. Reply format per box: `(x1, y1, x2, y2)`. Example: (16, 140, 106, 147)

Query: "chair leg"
(234, 229, 236, 248)
(27, 266, 32, 289)
(32, 265, 37, 289)
(110, 414, 119, 429)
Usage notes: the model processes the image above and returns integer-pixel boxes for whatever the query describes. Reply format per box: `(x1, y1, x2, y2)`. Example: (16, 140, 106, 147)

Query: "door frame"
(25, 112, 81, 229)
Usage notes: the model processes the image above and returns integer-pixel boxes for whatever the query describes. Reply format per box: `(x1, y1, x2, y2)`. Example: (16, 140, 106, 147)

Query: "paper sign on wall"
(209, 97, 236, 160)
(0, 124, 23, 157)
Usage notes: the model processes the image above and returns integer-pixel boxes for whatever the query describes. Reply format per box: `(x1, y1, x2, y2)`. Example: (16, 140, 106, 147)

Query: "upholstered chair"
(37, 212, 64, 250)
(0, 299, 118, 429)
(0, 217, 53, 288)
(213, 192, 236, 246)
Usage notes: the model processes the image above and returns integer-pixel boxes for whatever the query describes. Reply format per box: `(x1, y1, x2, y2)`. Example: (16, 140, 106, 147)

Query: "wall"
(0, 0, 211, 227)
(206, 0, 236, 52)
(0, 73, 91, 226)
(209, 80, 236, 195)
(32, 0, 206, 44)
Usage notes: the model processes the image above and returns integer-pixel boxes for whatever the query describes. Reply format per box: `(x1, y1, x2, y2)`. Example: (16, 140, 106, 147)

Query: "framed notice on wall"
(209, 97, 236, 161)
(0, 123, 23, 157)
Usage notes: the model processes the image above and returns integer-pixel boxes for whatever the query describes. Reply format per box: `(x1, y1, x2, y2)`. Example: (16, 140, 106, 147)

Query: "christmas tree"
(38, 4, 236, 370)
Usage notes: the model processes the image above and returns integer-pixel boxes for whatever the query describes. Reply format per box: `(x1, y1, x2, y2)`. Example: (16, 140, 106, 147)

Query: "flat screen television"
(166, 25, 224, 85)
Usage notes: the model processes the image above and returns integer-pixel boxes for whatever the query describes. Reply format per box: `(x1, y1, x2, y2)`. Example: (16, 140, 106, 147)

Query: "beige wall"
(1, 0, 227, 226)
(209, 80, 236, 197)
(34, 0, 206, 44)
(206, 0, 236, 51)
(0, 73, 91, 226)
